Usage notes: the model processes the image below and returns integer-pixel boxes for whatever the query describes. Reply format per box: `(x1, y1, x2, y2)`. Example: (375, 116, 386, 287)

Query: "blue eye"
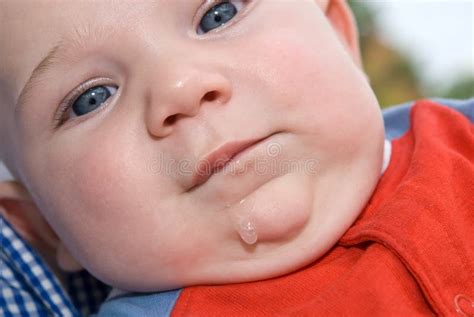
(71, 85, 117, 117)
(198, 1, 244, 34)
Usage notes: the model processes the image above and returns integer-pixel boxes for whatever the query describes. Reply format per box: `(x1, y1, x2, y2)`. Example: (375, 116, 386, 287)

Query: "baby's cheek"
(247, 33, 322, 98)
(42, 131, 202, 287)
(241, 25, 381, 165)
(68, 145, 130, 216)
(41, 135, 145, 254)
(245, 33, 343, 129)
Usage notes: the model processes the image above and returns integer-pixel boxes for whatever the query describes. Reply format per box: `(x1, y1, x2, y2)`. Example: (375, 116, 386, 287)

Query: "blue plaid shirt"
(0, 216, 110, 316)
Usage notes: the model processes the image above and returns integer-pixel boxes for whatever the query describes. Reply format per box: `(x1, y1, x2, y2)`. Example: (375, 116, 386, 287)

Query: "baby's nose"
(145, 65, 232, 138)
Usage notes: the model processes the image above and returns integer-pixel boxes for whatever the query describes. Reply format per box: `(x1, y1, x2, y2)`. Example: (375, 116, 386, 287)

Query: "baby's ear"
(0, 180, 58, 252)
(324, 0, 362, 66)
(0, 180, 83, 272)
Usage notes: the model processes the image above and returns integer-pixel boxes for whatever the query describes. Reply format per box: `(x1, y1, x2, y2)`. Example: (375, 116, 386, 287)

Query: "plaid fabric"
(66, 270, 111, 316)
(0, 215, 110, 316)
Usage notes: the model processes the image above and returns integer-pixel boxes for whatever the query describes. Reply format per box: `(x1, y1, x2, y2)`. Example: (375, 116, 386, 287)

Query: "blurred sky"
(368, 0, 474, 89)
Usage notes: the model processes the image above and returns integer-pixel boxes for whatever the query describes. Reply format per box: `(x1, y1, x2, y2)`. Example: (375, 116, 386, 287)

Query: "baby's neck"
(381, 139, 392, 175)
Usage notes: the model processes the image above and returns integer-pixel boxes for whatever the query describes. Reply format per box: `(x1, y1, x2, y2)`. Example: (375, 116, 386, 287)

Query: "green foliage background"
(348, 1, 474, 108)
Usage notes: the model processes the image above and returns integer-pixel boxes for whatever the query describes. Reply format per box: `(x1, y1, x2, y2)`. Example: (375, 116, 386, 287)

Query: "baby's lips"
(190, 136, 267, 190)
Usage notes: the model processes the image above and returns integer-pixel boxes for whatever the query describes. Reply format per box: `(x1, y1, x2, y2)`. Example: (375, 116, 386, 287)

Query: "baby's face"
(1, 0, 384, 291)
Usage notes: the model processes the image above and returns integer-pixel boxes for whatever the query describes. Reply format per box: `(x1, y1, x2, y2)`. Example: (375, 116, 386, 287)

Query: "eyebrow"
(14, 43, 63, 114)
(14, 24, 114, 115)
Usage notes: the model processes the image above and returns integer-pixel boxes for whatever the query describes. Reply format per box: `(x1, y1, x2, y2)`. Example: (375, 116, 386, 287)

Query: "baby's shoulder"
(382, 97, 474, 141)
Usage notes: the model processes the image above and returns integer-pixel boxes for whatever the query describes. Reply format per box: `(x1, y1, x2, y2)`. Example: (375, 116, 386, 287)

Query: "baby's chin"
(224, 172, 314, 246)
(179, 174, 332, 287)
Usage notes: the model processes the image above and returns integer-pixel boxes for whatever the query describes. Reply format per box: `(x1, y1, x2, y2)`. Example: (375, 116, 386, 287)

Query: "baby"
(0, 0, 472, 316)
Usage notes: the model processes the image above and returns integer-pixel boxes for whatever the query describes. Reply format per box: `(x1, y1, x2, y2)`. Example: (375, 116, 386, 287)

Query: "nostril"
(161, 90, 222, 128)
(203, 91, 219, 102)
(164, 114, 178, 126)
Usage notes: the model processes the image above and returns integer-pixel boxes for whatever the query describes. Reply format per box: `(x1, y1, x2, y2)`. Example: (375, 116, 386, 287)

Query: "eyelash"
(195, 0, 249, 34)
(53, 0, 253, 128)
(53, 78, 115, 127)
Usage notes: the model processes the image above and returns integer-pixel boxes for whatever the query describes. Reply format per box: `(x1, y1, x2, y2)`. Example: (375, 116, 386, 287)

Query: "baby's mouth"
(188, 136, 269, 191)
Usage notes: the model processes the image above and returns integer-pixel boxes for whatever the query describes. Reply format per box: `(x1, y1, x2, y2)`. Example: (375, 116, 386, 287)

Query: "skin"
(0, 0, 384, 292)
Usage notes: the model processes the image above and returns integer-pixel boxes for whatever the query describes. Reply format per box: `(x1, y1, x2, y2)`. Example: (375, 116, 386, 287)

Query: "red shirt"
(171, 100, 474, 316)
